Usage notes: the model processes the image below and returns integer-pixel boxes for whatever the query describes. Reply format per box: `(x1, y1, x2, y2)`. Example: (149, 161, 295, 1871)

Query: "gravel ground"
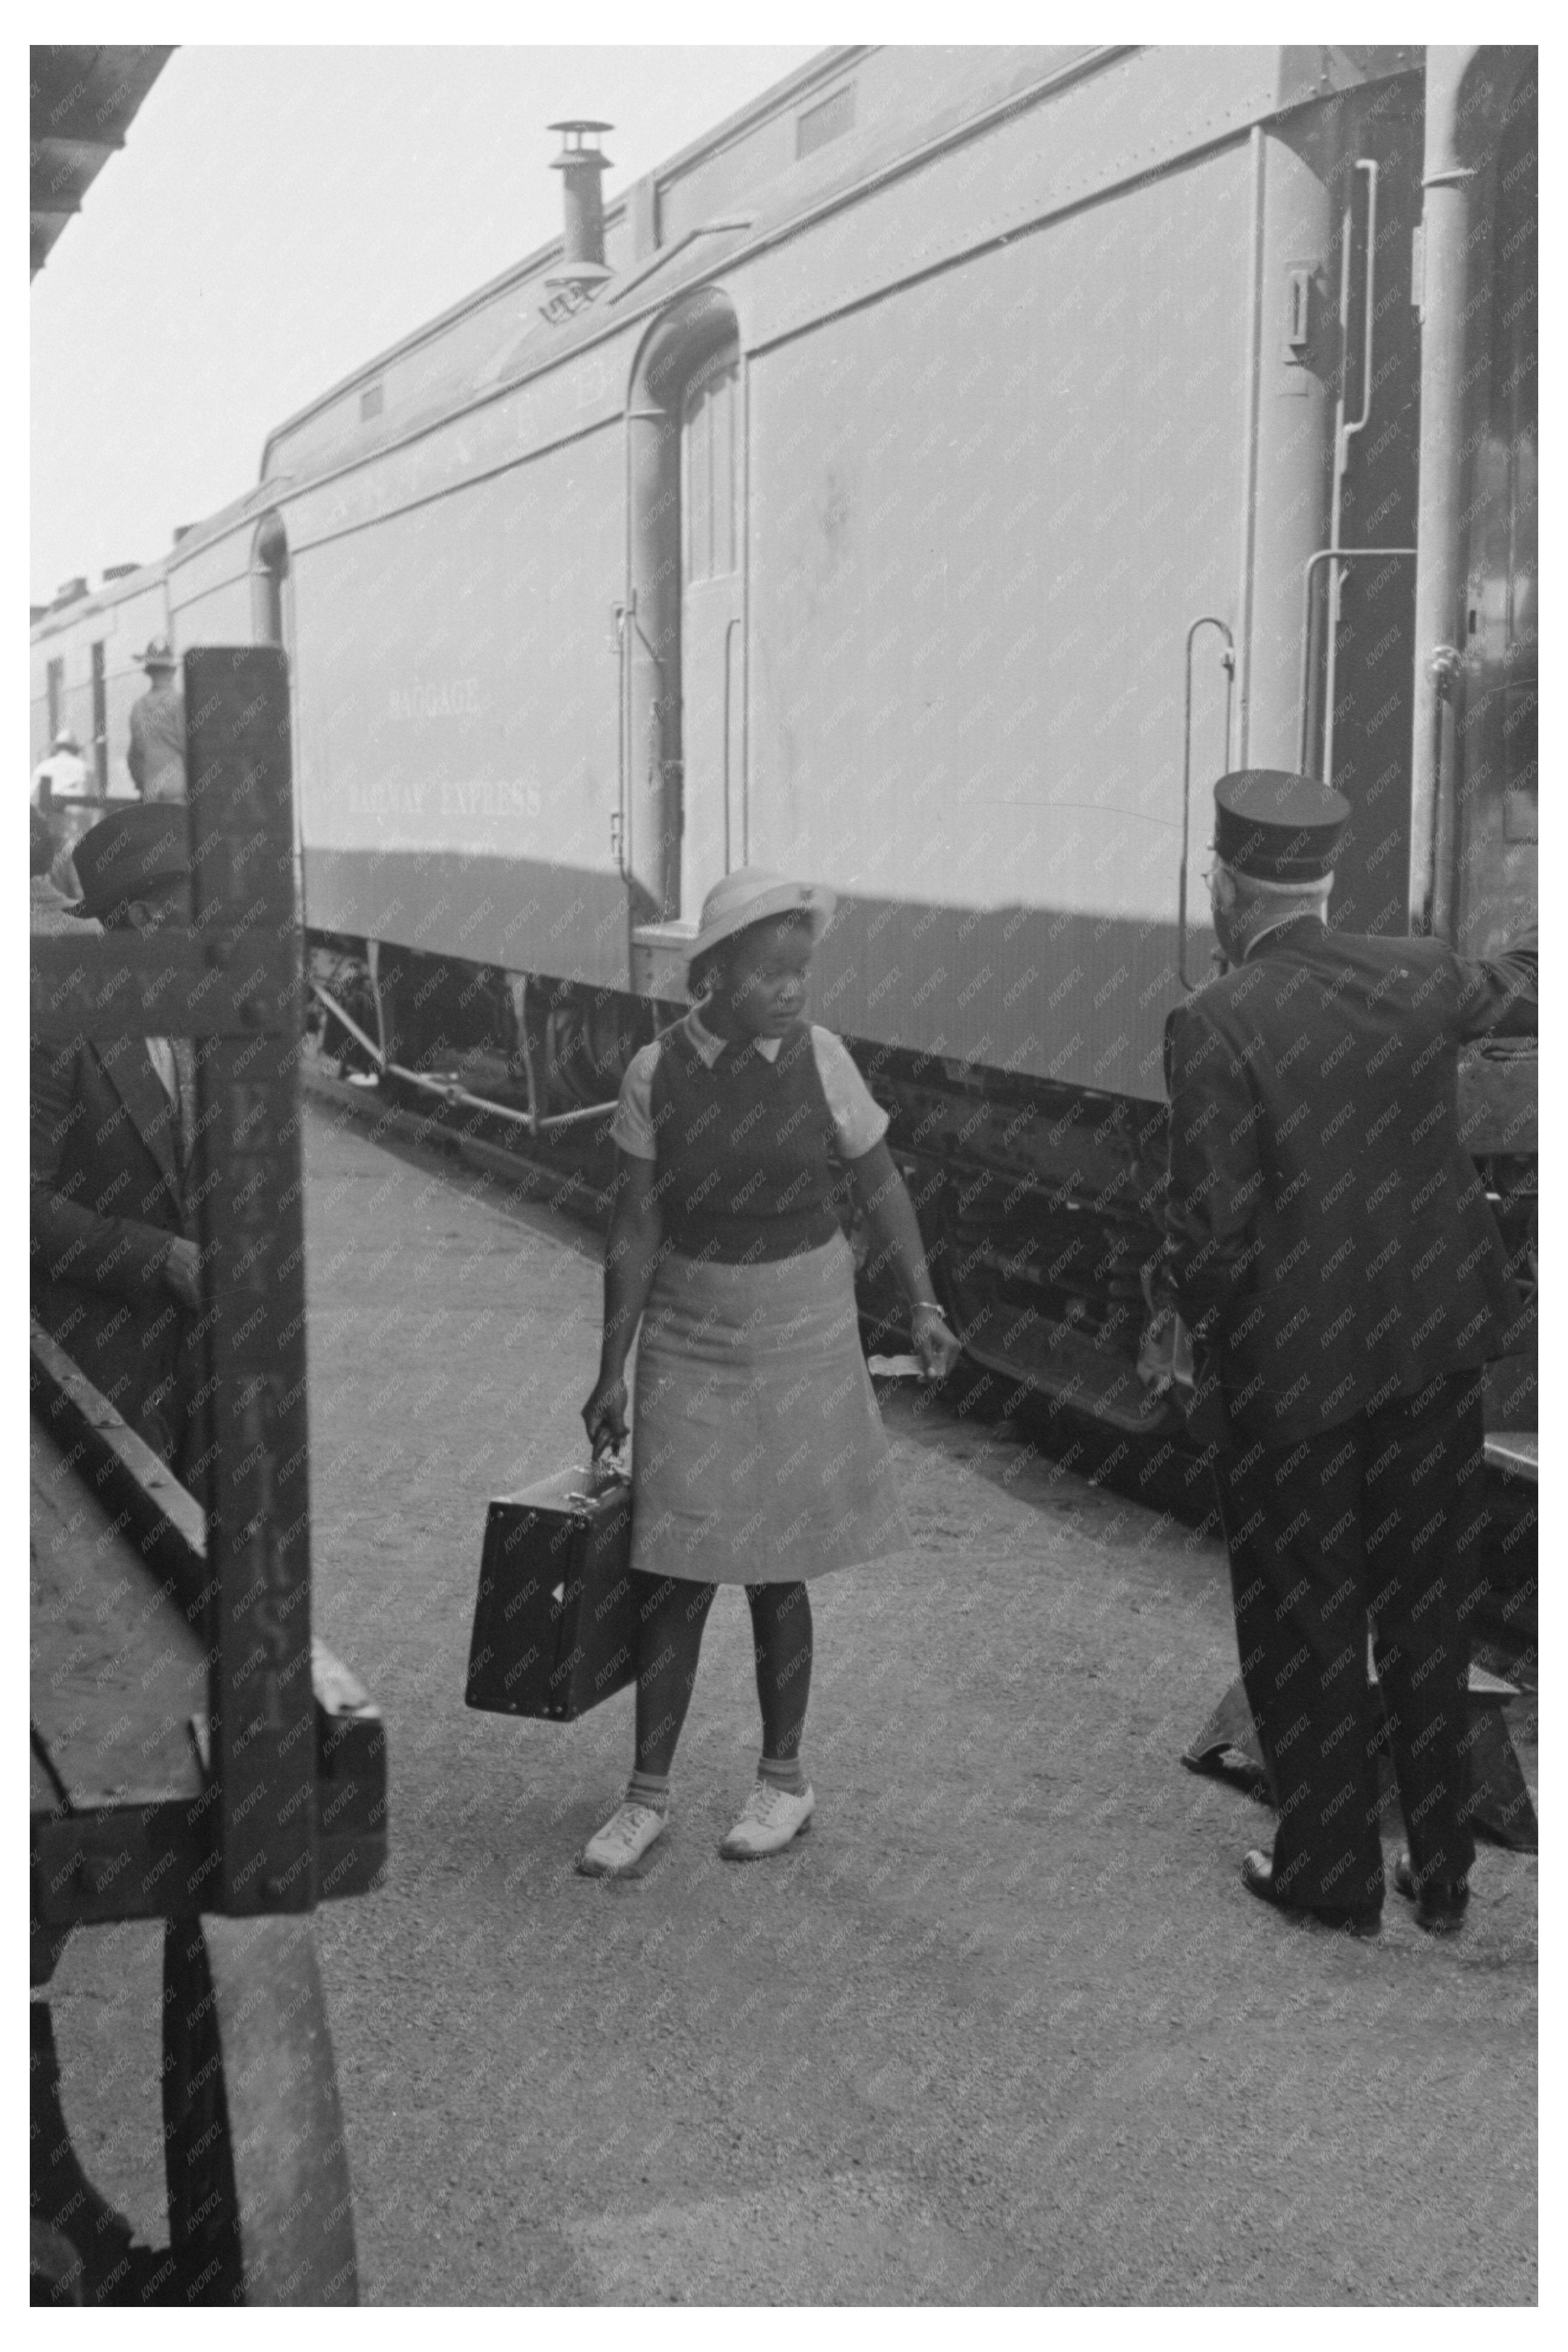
(47, 1093, 1539, 2305)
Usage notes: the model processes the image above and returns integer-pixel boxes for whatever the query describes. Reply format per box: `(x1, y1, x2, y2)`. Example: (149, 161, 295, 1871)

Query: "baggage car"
(31, 43, 1536, 1440)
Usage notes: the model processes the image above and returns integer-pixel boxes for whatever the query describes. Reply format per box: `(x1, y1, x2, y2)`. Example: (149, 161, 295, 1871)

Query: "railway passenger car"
(32, 43, 1537, 1436)
(30, 560, 172, 800)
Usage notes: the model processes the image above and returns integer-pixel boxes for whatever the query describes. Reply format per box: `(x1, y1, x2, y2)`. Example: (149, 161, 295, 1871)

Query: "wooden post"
(184, 648, 315, 1913)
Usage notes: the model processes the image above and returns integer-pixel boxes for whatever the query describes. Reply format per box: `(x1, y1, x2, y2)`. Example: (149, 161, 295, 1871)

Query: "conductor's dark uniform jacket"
(1158, 912, 1535, 1916)
(1160, 921, 1536, 1449)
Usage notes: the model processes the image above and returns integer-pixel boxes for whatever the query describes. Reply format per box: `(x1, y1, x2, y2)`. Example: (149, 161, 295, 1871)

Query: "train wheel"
(162, 1916, 358, 2306)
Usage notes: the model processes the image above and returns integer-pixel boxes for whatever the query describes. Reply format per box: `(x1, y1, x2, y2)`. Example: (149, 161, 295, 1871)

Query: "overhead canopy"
(31, 45, 173, 278)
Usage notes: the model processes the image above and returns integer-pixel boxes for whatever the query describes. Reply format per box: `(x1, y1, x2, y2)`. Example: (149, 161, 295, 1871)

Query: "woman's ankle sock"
(758, 1753, 805, 1795)
(628, 1768, 671, 1812)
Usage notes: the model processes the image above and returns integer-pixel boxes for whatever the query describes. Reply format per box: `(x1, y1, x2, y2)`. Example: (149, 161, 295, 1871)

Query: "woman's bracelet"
(910, 1297, 943, 1313)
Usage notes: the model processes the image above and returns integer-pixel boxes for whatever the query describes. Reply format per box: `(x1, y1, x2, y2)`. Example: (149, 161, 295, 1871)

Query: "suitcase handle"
(565, 1462, 631, 1507)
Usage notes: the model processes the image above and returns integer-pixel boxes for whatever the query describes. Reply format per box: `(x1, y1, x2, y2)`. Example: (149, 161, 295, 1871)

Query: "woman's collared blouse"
(610, 1006, 889, 1164)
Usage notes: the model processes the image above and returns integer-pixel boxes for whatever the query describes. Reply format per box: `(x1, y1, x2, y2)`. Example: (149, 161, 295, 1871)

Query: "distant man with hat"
(31, 802, 204, 1475)
(1144, 769, 1536, 1937)
(126, 638, 187, 802)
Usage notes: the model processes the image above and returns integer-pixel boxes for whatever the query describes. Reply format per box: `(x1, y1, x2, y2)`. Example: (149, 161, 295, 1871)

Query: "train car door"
(250, 513, 303, 907)
(1460, 68, 1537, 937)
(679, 349, 742, 913)
(252, 512, 292, 656)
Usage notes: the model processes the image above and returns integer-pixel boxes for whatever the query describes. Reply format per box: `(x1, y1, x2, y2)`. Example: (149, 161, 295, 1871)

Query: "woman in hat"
(578, 870, 961, 1876)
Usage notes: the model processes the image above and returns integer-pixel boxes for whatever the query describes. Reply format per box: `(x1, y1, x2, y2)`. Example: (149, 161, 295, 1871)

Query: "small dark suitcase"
(465, 1464, 639, 1720)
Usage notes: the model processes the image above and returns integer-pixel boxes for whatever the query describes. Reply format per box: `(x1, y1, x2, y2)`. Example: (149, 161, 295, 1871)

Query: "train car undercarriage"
(306, 936, 1535, 1474)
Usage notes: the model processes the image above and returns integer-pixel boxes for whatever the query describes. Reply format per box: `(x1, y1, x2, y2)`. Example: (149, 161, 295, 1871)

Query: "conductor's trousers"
(1216, 1371, 1486, 1917)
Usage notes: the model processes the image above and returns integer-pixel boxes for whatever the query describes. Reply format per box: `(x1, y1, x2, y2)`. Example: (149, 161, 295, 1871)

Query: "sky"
(30, 43, 819, 604)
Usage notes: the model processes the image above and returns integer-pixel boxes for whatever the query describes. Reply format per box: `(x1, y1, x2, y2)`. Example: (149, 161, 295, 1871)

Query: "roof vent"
(102, 562, 142, 582)
(546, 121, 613, 289)
(173, 524, 194, 543)
(54, 576, 88, 605)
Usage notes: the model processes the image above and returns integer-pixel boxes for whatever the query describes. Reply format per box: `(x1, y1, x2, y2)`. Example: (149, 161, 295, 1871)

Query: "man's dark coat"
(1158, 918, 1536, 1447)
(31, 1030, 194, 1466)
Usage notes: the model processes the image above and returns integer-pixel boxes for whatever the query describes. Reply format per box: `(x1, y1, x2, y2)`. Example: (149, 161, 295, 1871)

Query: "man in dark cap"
(31, 803, 203, 1474)
(125, 638, 187, 802)
(1146, 769, 1536, 1937)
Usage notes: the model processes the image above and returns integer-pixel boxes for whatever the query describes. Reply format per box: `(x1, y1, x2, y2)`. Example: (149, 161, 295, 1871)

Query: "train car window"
(682, 354, 740, 585)
(91, 642, 108, 794)
(46, 656, 63, 740)
(797, 84, 854, 159)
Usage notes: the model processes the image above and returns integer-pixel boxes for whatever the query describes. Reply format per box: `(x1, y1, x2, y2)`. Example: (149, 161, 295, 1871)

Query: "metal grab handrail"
(1178, 616, 1234, 991)
(1296, 545, 1417, 777)
(721, 611, 741, 873)
(308, 977, 617, 1136)
(1321, 160, 1381, 789)
(613, 601, 629, 879)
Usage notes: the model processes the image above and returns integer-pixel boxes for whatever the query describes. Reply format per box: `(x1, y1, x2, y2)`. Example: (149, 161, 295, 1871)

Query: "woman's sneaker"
(576, 1799, 669, 1877)
(720, 1780, 815, 1860)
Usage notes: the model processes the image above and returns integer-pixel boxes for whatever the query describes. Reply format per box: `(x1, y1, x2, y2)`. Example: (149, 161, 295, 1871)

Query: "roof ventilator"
(542, 120, 613, 323)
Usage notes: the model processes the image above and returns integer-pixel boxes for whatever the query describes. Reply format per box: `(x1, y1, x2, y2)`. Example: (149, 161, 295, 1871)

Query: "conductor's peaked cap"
(1213, 769, 1350, 884)
(70, 803, 190, 917)
(688, 868, 836, 969)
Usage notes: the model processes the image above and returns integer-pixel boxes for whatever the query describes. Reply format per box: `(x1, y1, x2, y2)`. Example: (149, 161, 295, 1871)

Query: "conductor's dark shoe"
(1240, 1849, 1381, 1937)
(1394, 1849, 1470, 1934)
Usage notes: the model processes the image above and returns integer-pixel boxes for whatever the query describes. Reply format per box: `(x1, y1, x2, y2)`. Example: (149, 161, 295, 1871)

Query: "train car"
(30, 559, 173, 799)
(32, 43, 1537, 1440)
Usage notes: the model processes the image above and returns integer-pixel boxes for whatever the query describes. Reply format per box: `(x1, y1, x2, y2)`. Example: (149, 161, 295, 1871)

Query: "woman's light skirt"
(629, 1234, 910, 1587)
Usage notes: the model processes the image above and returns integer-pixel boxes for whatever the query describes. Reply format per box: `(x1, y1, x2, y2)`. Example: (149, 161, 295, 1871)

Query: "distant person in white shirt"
(30, 732, 91, 807)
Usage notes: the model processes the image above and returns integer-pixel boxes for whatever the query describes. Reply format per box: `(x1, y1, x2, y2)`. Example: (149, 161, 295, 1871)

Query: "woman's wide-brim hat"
(69, 803, 191, 918)
(687, 869, 836, 969)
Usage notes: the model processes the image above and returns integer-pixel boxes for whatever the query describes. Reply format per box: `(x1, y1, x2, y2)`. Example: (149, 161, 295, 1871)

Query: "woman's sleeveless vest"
(650, 1021, 843, 1263)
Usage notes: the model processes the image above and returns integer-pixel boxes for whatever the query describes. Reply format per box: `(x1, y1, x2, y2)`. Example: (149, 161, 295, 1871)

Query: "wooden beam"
(30, 45, 173, 147)
(31, 1326, 387, 1922)
(31, 929, 302, 1043)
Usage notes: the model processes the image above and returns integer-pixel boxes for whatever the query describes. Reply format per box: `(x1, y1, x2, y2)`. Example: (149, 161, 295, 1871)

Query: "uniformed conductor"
(1147, 769, 1536, 1936)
